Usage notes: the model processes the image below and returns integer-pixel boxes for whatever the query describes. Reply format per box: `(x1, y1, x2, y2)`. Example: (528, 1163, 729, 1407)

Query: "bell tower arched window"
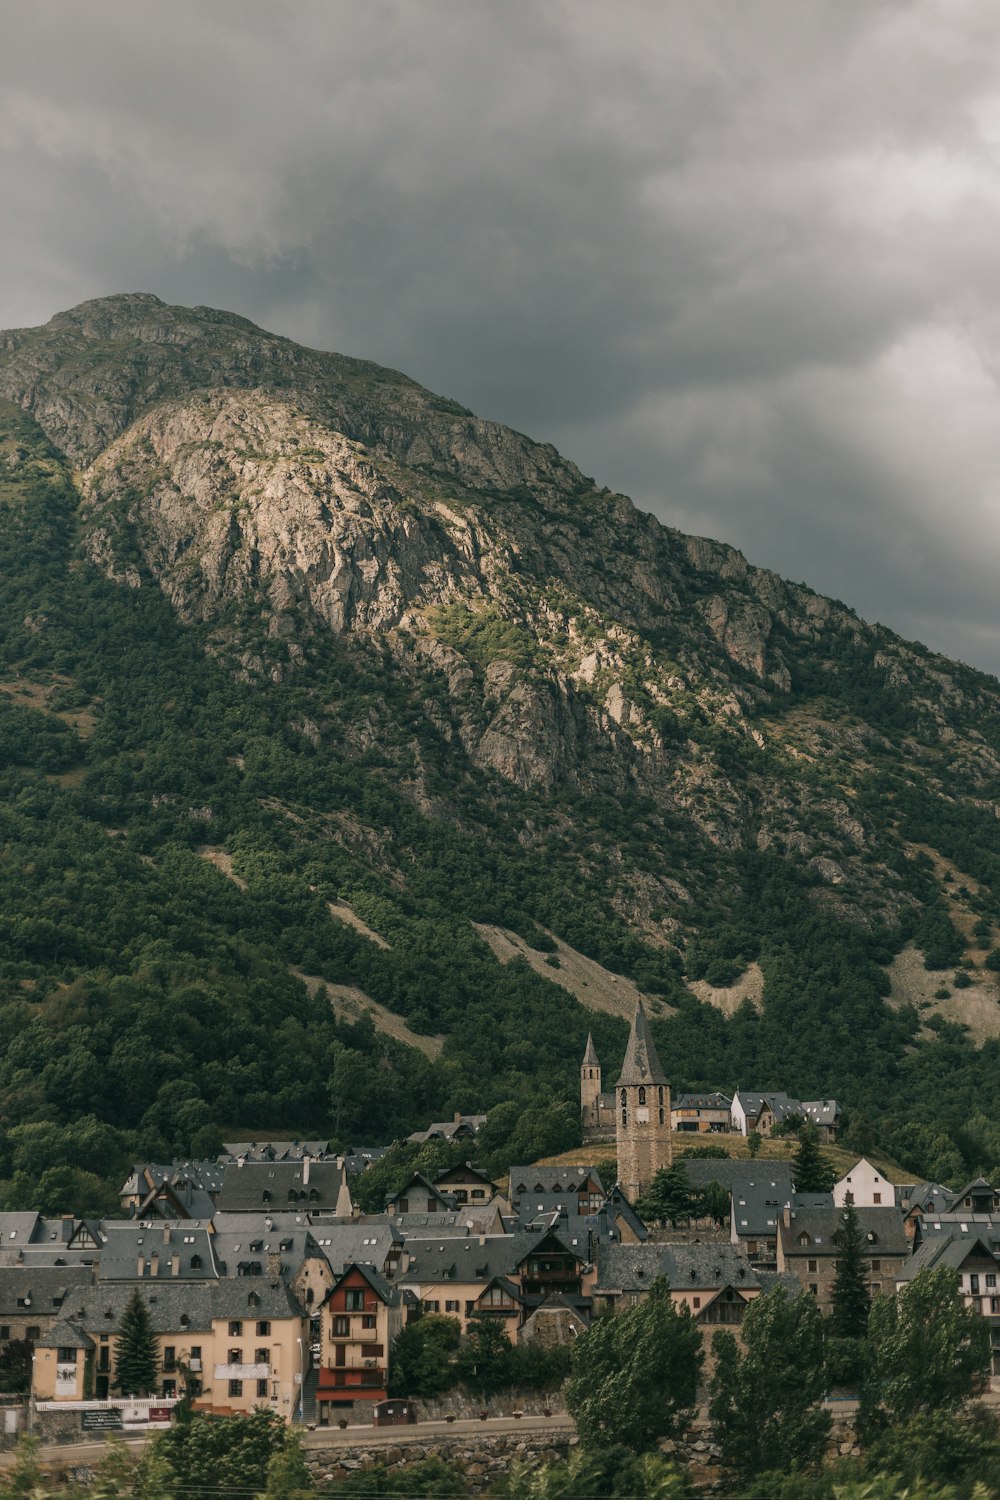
(638, 1086, 646, 1105)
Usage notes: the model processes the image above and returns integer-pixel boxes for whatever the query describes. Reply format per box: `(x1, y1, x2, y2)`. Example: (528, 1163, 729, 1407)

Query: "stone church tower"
(616, 999, 671, 1201)
(580, 1033, 602, 1131)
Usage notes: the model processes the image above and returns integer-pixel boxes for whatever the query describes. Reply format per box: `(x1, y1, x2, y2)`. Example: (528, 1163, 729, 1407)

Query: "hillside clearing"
(687, 961, 764, 1016)
(473, 922, 674, 1021)
(292, 969, 444, 1060)
(885, 942, 1000, 1044)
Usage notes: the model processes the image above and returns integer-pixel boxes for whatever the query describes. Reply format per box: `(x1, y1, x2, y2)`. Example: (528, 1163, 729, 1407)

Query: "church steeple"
(615, 999, 666, 1087)
(615, 999, 671, 1201)
(580, 1033, 602, 1131)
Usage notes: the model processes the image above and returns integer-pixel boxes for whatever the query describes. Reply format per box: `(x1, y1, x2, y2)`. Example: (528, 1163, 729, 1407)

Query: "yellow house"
(40, 1281, 309, 1422)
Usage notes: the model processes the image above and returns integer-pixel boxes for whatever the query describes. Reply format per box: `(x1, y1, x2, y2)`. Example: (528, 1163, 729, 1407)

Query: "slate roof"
(735, 1091, 801, 1122)
(406, 1116, 488, 1145)
(222, 1141, 331, 1162)
(674, 1092, 732, 1109)
(603, 1187, 650, 1243)
(0, 1213, 41, 1246)
(730, 1175, 796, 1238)
(507, 1167, 606, 1202)
(304, 1221, 403, 1276)
(65, 1277, 303, 1336)
(616, 999, 667, 1087)
(216, 1159, 349, 1213)
(343, 1146, 391, 1176)
(211, 1228, 321, 1281)
(800, 1100, 839, 1127)
(683, 1159, 793, 1191)
(780, 1204, 908, 1258)
(385, 1174, 456, 1212)
(123, 1161, 226, 1198)
(896, 1232, 999, 1282)
(0, 1265, 94, 1316)
(947, 1178, 1000, 1212)
(398, 1235, 521, 1284)
(97, 1224, 218, 1281)
(582, 1033, 599, 1067)
(36, 1317, 94, 1350)
(594, 1241, 763, 1294)
(896, 1182, 953, 1215)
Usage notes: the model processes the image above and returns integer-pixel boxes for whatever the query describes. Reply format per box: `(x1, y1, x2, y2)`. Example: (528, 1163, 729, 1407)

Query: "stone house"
(728, 1171, 795, 1262)
(671, 1092, 733, 1133)
(431, 1163, 500, 1207)
(777, 1203, 908, 1314)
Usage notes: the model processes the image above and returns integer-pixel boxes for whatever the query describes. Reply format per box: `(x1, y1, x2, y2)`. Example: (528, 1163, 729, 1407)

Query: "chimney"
(782, 1204, 791, 1230)
(150, 1253, 159, 1276)
(171, 1257, 180, 1277)
(267, 1252, 282, 1282)
(454, 1112, 462, 1125)
(137, 1255, 145, 1277)
(303, 1157, 310, 1186)
(162, 1226, 170, 1245)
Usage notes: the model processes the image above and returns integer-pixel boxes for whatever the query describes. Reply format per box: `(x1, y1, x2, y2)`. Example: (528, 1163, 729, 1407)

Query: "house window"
(228, 1348, 242, 1365)
(362, 1314, 376, 1329)
(228, 1321, 243, 1337)
(808, 1260, 817, 1273)
(256, 1321, 270, 1336)
(808, 1284, 818, 1296)
(746, 1241, 757, 1256)
(345, 1290, 364, 1312)
(986, 1274, 996, 1289)
(397, 1199, 409, 1213)
(257, 1378, 269, 1398)
(445, 1300, 459, 1313)
(871, 1260, 881, 1272)
(423, 1300, 439, 1314)
(798, 1234, 809, 1247)
(970, 1275, 980, 1294)
(255, 1348, 269, 1365)
(56, 1347, 78, 1364)
(163, 1346, 176, 1371)
(26, 1328, 39, 1342)
(334, 1317, 350, 1337)
(873, 1192, 881, 1204)
(228, 1380, 243, 1398)
(692, 1298, 700, 1309)
(190, 1255, 202, 1269)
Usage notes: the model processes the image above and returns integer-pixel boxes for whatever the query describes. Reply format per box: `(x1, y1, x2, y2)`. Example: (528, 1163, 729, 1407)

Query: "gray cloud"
(2, 0, 1000, 670)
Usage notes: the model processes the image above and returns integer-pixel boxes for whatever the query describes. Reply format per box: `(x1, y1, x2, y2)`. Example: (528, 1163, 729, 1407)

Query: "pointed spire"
(615, 999, 666, 1087)
(582, 1033, 599, 1068)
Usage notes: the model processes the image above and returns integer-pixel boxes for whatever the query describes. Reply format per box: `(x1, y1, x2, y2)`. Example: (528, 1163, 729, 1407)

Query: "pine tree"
(830, 1194, 870, 1339)
(792, 1121, 834, 1192)
(113, 1289, 159, 1397)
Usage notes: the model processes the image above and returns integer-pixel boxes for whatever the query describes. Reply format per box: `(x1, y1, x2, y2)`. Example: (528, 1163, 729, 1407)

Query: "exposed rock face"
(3, 293, 1000, 940)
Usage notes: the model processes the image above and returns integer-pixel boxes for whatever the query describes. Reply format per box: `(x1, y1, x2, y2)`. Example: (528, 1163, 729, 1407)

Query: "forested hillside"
(0, 295, 999, 1209)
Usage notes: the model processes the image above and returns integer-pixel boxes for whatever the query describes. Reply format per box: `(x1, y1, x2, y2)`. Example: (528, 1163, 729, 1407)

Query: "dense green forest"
(1, 327, 1000, 1214)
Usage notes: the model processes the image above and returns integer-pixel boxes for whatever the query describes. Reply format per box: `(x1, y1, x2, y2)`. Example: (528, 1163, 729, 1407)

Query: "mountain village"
(1, 999, 995, 1452)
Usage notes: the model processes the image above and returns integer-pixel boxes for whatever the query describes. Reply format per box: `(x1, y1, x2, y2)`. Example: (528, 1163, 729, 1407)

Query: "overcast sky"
(2, 1, 1000, 673)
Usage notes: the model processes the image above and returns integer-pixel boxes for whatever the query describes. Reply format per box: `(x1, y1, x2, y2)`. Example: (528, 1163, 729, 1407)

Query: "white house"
(833, 1157, 893, 1208)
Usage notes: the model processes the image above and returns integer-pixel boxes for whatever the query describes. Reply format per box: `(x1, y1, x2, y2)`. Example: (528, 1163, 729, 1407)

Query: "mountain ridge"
(0, 294, 998, 1203)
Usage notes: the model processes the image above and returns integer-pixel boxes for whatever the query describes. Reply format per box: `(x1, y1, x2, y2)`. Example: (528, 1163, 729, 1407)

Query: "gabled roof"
(895, 1181, 952, 1215)
(385, 1174, 455, 1211)
(615, 999, 666, 1087)
(216, 1159, 349, 1214)
(432, 1163, 497, 1190)
(330, 1260, 399, 1306)
(399, 1235, 520, 1284)
(507, 1166, 605, 1202)
(211, 1228, 323, 1282)
(223, 1141, 331, 1162)
(780, 1204, 908, 1258)
(96, 1224, 217, 1282)
(595, 1242, 763, 1294)
(800, 1100, 839, 1126)
(36, 1317, 94, 1350)
(896, 1231, 999, 1282)
(946, 1178, 1000, 1212)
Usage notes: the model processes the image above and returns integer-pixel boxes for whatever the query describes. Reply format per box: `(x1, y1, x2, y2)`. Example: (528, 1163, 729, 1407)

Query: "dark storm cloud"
(3, 0, 1000, 669)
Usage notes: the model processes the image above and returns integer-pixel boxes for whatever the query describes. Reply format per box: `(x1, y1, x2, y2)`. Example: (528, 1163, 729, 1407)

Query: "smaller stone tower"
(580, 1033, 602, 1131)
(616, 999, 672, 1202)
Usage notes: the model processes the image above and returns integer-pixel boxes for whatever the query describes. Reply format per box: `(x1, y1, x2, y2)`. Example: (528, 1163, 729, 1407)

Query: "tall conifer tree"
(114, 1289, 159, 1397)
(831, 1194, 870, 1338)
(793, 1121, 834, 1192)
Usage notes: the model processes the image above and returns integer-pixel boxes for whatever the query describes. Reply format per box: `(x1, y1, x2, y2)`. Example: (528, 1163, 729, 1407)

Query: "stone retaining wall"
(306, 1430, 574, 1493)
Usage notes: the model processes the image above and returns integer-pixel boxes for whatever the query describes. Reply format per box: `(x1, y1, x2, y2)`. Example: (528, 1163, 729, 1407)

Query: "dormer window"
(798, 1233, 809, 1247)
